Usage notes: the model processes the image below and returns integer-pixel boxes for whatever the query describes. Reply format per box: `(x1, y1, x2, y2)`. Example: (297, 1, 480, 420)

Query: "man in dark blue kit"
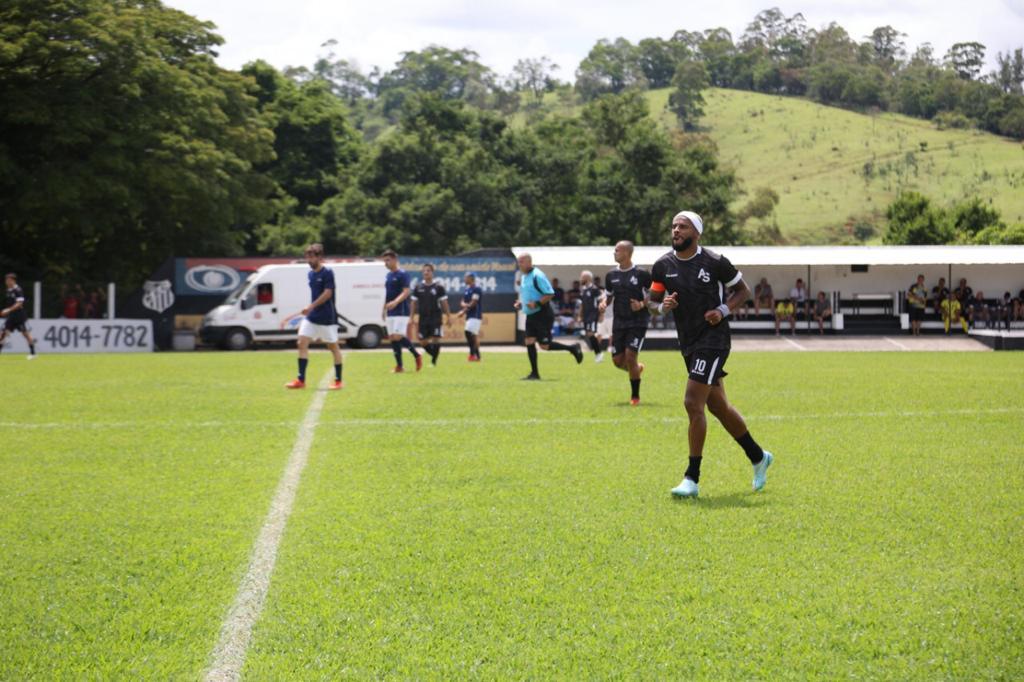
(285, 244, 343, 390)
(648, 211, 774, 498)
(454, 272, 483, 361)
(381, 249, 422, 373)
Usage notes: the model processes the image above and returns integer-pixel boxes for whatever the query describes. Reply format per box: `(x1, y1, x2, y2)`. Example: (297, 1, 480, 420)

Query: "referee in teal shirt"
(514, 252, 583, 380)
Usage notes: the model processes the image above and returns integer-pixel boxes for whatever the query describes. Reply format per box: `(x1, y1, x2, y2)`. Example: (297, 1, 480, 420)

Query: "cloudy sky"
(166, 0, 1024, 78)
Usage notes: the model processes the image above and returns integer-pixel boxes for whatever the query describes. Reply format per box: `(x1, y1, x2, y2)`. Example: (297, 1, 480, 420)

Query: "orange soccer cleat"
(415, 354, 423, 372)
(391, 366, 405, 373)
(285, 379, 305, 389)
(327, 380, 343, 390)
(630, 397, 640, 406)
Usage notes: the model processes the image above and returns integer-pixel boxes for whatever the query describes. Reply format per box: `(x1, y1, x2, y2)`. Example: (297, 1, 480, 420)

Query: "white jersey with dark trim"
(651, 247, 742, 355)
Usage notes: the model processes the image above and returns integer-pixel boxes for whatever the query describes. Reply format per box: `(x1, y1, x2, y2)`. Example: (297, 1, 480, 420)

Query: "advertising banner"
(2, 319, 154, 354)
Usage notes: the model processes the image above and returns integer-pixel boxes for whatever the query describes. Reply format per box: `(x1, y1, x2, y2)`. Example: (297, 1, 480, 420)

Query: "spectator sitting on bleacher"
(1015, 288, 1024, 322)
(930, 277, 949, 317)
(996, 292, 1013, 331)
(941, 291, 968, 334)
(813, 292, 832, 335)
(754, 278, 774, 317)
(907, 274, 927, 336)
(967, 291, 990, 329)
(775, 298, 795, 336)
(954, 278, 973, 305)
(790, 278, 810, 319)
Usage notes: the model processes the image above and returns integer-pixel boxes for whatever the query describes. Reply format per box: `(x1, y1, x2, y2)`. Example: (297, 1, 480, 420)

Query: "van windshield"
(224, 274, 256, 305)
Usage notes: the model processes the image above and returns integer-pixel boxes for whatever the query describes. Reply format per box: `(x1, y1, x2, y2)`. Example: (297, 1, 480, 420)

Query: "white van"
(200, 261, 388, 350)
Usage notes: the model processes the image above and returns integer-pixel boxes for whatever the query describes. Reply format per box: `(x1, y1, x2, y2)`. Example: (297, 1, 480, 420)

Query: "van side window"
(257, 283, 274, 305)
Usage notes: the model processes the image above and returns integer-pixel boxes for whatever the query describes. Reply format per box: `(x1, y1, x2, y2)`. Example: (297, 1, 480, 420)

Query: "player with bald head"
(649, 211, 774, 498)
(514, 252, 583, 380)
(600, 240, 652, 405)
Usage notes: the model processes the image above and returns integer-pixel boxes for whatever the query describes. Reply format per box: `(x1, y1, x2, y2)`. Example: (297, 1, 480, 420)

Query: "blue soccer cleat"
(752, 451, 774, 492)
(671, 478, 699, 498)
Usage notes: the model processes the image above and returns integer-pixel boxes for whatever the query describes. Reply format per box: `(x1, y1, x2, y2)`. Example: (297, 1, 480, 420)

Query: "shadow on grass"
(671, 491, 768, 510)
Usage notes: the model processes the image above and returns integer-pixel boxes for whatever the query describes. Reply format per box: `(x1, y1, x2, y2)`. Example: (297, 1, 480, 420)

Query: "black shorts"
(909, 307, 925, 322)
(418, 321, 443, 339)
(582, 318, 599, 334)
(524, 306, 554, 344)
(610, 327, 646, 355)
(683, 348, 729, 386)
(3, 316, 27, 333)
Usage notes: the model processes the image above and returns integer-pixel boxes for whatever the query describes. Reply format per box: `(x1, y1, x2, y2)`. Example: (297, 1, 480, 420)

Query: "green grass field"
(1, 350, 1022, 678)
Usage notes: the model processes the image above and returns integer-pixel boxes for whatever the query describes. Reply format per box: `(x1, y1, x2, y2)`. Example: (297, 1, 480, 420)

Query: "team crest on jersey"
(142, 280, 175, 313)
(698, 268, 711, 283)
(630, 275, 638, 285)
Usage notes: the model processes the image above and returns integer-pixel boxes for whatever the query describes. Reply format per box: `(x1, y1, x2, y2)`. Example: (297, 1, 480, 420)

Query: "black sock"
(391, 340, 403, 367)
(473, 339, 480, 358)
(298, 358, 308, 381)
(685, 456, 703, 483)
(29, 343, 36, 356)
(335, 363, 342, 381)
(547, 340, 574, 352)
(527, 344, 538, 375)
(630, 378, 641, 400)
(429, 343, 440, 363)
(736, 431, 764, 465)
(601, 339, 609, 352)
(588, 336, 600, 354)
(401, 337, 419, 357)
(464, 331, 474, 354)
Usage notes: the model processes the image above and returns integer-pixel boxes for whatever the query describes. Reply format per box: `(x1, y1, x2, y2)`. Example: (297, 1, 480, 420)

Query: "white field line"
(3, 407, 1023, 434)
(883, 336, 911, 351)
(783, 336, 807, 351)
(204, 372, 330, 682)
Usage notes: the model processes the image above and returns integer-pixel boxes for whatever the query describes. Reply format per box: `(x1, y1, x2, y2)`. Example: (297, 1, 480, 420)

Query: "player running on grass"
(600, 241, 651, 405)
(410, 263, 451, 366)
(648, 211, 774, 498)
(1, 273, 36, 359)
(381, 249, 422, 373)
(577, 270, 605, 363)
(285, 244, 343, 390)
(514, 252, 583, 380)
(453, 272, 483, 361)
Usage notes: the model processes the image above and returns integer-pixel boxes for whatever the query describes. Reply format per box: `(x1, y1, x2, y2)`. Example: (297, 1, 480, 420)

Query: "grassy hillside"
(649, 88, 1024, 243)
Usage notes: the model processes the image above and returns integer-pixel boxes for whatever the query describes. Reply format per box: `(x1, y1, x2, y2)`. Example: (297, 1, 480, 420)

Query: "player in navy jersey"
(285, 244, 343, 390)
(453, 272, 483, 361)
(410, 263, 451, 366)
(648, 211, 774, 498)
(599, 241, 652, 405)
(381, 249, 422, 373)
(576, 270, 605, 362)
(1, 273, 36, 358)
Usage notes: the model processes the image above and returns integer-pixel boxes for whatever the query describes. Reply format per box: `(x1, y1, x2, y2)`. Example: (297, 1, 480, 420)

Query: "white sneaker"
(27, 355, 36, 360)
(595, 352, 604, 363)
(671, 478, 699, 498)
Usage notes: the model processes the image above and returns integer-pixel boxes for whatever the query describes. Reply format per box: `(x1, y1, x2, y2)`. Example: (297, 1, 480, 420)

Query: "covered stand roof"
(511, 245, 1024, 267)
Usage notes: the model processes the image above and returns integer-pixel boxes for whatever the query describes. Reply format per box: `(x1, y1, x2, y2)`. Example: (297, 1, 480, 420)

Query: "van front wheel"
(223, 327, 252, 351)
(355, 325, 383, 349)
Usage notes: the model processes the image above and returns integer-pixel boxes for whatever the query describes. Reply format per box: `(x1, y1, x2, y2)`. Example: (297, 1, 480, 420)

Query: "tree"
(376, 46, 495, 115)
(992, 48, 1024, 95)
(575, 38, 646, 101)
(509, 57, 560, 99)
(636, 38, 680, 89)
(866, 26, 906, 74)
(0, 0, 276, 289)
(668, 60, 709, 129)
(884, 192, 953, 244)
(945, 42, 986, 80)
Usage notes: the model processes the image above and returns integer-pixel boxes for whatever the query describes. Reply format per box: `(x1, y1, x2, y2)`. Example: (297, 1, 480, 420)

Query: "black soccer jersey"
(4, 285, 26, 322)
(412, 282, 446, 325)
(651, 247, 742, 355)
(605, 266, 652, 330)
(579, 285, 602, 323)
